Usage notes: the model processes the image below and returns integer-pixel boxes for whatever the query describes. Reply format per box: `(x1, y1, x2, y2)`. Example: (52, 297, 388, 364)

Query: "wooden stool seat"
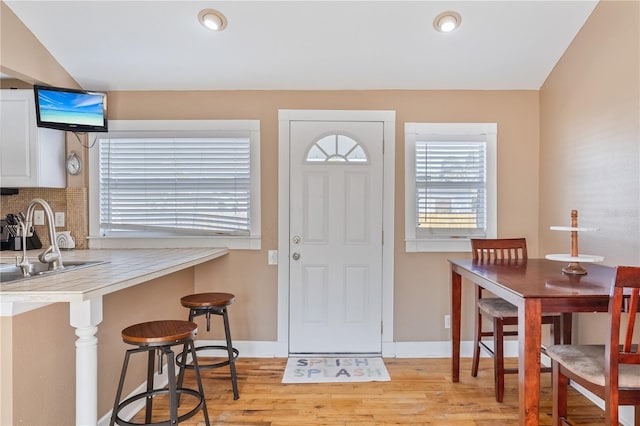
(110, 320, 209, 426)
(181, 292, 235, 309)
(122, 320, 197, 346)
(177, 292, 240, 400)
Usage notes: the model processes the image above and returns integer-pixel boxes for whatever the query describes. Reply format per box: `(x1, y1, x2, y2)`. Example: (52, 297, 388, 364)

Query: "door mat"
(282, 357, 391, 383)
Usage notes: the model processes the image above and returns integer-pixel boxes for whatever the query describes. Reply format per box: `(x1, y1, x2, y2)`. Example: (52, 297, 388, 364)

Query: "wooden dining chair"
(546, 266, 640, 426)
(470, 238, 562, 402)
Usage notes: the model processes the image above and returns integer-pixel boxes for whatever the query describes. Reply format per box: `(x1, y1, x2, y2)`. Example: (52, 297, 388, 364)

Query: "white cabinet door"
(0, 90, 65, 188)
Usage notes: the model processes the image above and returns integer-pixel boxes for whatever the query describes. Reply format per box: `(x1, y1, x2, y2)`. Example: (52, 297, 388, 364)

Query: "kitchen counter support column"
(70, 297, 103, 426)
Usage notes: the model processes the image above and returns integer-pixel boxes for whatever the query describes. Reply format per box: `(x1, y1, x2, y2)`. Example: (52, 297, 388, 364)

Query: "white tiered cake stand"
(545, 210, 603, 275)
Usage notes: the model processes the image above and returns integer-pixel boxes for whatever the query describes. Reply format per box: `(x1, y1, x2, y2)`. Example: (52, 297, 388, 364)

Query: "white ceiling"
(5, 0, 598, 92)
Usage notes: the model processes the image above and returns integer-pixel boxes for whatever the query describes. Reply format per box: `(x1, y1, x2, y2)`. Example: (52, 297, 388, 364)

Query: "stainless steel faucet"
(17, 198, 64, 275)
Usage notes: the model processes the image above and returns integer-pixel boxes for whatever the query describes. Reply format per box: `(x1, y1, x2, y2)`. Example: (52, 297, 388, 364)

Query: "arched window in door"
(306, 133, 368, 163)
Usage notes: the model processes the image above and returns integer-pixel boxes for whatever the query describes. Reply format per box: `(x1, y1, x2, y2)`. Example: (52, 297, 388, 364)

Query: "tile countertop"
(0, 248, 229, 304)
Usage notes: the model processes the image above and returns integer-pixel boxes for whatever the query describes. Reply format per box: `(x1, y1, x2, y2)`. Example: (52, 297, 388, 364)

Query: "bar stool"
(177, 292, 239, 400)
(110, 320, 210, 426)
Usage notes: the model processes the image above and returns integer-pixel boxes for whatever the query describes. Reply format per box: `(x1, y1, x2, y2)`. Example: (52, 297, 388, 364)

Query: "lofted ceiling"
(5, 0, 598, 92)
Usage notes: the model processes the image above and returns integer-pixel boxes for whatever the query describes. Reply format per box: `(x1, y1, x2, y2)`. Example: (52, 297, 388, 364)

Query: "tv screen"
(33, 84, 108, 133)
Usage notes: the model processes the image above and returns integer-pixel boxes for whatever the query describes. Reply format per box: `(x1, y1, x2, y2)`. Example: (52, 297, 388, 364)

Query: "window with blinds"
(90, 120, 260, 250)
(415, 140, 486, 238)
(404, 122, 496, 252)
(98, 136, 251, 235)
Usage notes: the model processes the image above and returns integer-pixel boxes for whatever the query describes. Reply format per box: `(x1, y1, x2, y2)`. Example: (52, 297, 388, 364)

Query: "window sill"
(88, 235, 261, 250)
(405, 238, 472, 253)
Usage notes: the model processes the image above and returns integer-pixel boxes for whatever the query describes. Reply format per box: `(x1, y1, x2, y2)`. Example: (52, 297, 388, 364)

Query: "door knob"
(292, 252, 301, 261)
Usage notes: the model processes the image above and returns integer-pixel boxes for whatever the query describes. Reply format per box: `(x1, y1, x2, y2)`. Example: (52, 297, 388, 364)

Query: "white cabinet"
(0, 89, 65, 188)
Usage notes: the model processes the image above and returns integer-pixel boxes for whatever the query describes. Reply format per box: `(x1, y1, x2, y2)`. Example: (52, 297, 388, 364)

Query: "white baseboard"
(193, 339, 520, 359)
(393, 340, 520, 358)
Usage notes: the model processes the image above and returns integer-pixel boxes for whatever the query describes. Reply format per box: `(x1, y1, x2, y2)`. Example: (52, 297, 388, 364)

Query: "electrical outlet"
(268, 250, 278, 265)
(33, 210, 45, 226)
(54, 212, 65, 227)
(444, 314, 451, 329)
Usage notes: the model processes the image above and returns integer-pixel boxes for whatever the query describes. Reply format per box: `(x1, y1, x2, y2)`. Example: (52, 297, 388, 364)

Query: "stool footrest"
(113, 387, 204, 426)
(177, 345, 239, 370)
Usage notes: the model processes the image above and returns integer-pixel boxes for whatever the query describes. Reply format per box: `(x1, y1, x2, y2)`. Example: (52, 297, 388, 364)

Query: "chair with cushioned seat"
(547, 266, 640, 426)
(470, 237, 562, 402)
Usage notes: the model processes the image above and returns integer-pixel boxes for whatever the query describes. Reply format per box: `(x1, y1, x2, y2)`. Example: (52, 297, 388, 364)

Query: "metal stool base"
(113, 387, 204, 426)
(177, 345, 239, 370)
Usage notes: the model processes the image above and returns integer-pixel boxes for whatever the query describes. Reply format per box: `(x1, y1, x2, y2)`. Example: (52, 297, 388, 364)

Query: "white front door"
(288, 120, 384, 354)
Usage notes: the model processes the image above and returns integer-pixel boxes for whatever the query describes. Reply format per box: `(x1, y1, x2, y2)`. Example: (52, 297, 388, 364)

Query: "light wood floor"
(129, 357, 608, 425)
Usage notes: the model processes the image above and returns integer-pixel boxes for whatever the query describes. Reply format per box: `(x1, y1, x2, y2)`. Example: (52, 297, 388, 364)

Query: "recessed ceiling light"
(198, 9, 227, 31)
(433, 11, 461, 33)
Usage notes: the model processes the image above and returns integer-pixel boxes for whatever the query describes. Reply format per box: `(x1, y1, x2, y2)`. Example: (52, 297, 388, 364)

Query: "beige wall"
(0, 315, 12, 425)
(0, 2, 78, 89)
(11, 303, 76, 424)
(539, 0, 640, 342)
(108, 89, 540, 344)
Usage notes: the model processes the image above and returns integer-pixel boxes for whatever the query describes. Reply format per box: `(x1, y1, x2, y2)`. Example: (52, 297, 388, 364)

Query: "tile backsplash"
(0, 187, 88, 249)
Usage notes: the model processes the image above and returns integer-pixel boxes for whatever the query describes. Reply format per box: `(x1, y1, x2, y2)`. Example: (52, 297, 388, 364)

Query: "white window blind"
(99, 136, 251, 236)
(415, 140, 486, 238)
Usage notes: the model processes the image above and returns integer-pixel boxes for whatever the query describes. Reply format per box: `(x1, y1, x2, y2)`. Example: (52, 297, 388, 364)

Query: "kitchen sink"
(0, 260, 107, 283)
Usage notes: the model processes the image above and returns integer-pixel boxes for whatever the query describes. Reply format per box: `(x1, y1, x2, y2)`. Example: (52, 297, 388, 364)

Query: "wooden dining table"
(449, 258, 616, 426)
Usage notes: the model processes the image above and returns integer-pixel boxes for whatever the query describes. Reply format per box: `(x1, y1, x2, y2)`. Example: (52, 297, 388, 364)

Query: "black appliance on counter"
(0, 214, 42, 251)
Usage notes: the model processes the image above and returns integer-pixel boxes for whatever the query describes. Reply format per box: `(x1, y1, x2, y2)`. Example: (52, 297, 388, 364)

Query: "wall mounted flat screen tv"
(33, 84, 108, 132)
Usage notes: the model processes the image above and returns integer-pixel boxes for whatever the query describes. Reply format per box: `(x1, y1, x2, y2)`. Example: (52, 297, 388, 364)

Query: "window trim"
(88, 120, 261, 250)
(404, 122, 497, 252)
